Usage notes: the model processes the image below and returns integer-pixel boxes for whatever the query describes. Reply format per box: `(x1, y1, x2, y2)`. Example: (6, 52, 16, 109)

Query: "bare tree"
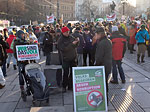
(79, 0, 99, 21)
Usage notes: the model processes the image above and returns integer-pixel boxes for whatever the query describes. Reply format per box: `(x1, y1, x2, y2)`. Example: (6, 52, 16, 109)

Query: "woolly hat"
(16, 30, 25, 39)
(61, 27, 70, 33)
(112, 26, 119, 32)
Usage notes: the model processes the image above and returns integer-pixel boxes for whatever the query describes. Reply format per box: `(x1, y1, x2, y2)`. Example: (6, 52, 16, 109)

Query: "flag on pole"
(106, 13, 116, 21)
(47, 14, 54, 23)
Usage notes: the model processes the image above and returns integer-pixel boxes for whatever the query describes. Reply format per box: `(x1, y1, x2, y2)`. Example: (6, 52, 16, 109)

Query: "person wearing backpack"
(43, 30, 53, 65)
(135, 24, 149, 63)
(0, 34, 9, 77)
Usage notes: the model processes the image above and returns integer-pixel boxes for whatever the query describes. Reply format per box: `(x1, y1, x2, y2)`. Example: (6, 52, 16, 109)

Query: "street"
(0, 49, 150, 112)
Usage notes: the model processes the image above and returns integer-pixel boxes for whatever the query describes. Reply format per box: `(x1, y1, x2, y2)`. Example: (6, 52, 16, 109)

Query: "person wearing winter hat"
(109, 26, 127, 84)
(13, 30, 29, 102)
(135, 24, 149, 63)
(58, 26, 79, 92)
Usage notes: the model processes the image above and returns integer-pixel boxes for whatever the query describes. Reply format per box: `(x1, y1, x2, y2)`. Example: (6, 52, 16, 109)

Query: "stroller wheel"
(46, 99, 49, 103)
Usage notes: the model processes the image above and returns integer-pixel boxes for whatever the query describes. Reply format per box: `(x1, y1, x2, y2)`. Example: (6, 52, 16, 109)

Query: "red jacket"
(112, 38, 126, 60)
(6, 35, 16, 53)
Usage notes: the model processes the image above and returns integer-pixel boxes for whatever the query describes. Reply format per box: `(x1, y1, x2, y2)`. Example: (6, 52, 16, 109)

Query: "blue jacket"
(135, 29, 149, 43)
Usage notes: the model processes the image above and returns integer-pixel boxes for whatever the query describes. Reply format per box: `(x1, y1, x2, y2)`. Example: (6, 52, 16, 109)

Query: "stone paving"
(0, 50, 150, 112)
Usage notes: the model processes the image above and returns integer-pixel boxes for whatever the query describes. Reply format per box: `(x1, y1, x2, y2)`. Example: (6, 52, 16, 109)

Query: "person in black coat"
(95, 27, 112, 93)
(43, 31, 53, 65)
(0, 34, 9, 77)
(58, 26, 79, 92)
(72, 27, 85, 66)
(83, 28, 93, 66)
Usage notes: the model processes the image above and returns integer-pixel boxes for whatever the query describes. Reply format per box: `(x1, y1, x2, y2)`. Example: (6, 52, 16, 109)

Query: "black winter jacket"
(58, 34, 78, 62)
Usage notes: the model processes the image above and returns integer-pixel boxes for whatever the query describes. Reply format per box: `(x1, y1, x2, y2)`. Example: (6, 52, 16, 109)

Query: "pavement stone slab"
(137, 82, 150, 88)
(131, 93, 150, 108)
(49, 97, 63, 106)
(125, 77, 150, 83)
(64, 105, 73, 112)
(63, 91, 73, 105)
(14, 108, 31, 112)
(16, 96, 33, 109)
(144, 108, 150, 112)
(120, 83, 147, 94)
(0, 102, 17, 112)
(0, 90, 20, 103)
(30, 106, 65, 112)
(125, 72, 146, 78)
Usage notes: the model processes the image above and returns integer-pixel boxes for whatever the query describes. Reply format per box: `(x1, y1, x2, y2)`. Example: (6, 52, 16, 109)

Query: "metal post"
(57, 0, 59, 20)
(123, 2, 125, 15)
(6, 0, 9, 20)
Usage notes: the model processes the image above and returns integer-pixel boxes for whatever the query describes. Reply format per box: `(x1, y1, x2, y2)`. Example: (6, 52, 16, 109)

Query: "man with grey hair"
(95, 27, 112, 93)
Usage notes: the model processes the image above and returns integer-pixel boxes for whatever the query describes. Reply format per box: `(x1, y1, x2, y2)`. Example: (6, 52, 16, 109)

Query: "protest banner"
(47, 14, 54, 23)
(16, 44, 40, 61)
(73, 66, 108, 112)
(106, 13, 116, 21)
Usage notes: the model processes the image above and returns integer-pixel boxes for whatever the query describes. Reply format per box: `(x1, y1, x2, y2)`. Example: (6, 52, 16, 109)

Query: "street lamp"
(121, 0, 127, 15)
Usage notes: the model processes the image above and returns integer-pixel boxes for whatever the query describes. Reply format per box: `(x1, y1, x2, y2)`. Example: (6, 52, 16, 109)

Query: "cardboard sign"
(16, 44, 40, 61)
(73, 66, 108, 112)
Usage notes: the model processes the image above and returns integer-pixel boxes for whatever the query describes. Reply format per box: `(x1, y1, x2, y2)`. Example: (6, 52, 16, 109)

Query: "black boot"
(13, 65, 17, 70)
(21, 90, 27, 102)
(20, 85, 26, 102)
(141, 55, 145, 63)
(137, 54, 140, 63)
(7, 64, 9, 68)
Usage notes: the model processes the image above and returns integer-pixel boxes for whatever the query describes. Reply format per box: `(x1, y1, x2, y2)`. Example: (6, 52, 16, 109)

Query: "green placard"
(73, 66, 107, 112)
(16, 44, 40, 61)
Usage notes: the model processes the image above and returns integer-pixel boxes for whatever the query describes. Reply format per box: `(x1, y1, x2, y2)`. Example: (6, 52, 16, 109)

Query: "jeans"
(77, 54, 83, 66)
(45, 52, 51, 65)
(18, 63, 26, 86)
(7, 53, 17, 65)
(1, 60, 6, 76)
(62, 60, 77, 89)
(112, 60, 125, 82)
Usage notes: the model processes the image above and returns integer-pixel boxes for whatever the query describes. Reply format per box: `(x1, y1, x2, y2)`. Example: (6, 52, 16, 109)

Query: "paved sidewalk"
(0, 52, 150, 112)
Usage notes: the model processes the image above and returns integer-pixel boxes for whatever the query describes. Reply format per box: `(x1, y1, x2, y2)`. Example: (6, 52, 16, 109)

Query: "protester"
(135, 24, 149, 63)
(6, 32, 17, 70)
(83, 28, 93, 66)
(72, 27, 85, 66)
(43, 29, 53, 65)
(129, 24, 137, 54)
(58, 26, 79, 92)
(13, 30, 29, 101)
(0, 34, 9, 77)
(95, 27, 112, 93)
(0, 44, 6, 88)
(110, 26, 127, 84)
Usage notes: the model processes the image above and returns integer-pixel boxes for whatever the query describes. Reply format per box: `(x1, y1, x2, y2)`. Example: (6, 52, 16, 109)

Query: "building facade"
(136, 0, 150, 13)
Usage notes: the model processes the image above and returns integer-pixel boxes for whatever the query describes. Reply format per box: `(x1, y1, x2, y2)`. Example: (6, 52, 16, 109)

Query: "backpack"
(0, 44, 4, 66)
(38, 32, 45, 45)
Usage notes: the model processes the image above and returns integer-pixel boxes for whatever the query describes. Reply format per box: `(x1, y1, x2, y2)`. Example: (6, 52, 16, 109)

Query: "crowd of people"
(0, 19, 150, 100)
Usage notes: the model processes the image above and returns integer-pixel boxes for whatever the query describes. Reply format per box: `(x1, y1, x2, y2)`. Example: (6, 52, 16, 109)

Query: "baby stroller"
(24, 63, 50, 105)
